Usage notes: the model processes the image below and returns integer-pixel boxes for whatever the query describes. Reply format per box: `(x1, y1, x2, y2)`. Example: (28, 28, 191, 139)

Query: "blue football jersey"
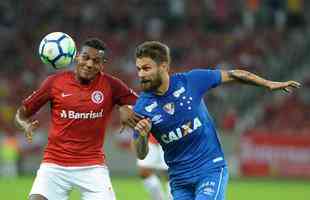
(133, 69, 227, 187)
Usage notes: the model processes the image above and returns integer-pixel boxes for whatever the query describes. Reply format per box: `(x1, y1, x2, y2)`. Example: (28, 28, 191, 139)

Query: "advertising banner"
(240, 132, 310, 177)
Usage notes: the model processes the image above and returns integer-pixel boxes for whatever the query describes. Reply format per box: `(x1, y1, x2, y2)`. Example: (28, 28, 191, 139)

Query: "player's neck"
(154, 73, 170, 96)
(75, 74, 93, 85)
(78, 78, 91, 85)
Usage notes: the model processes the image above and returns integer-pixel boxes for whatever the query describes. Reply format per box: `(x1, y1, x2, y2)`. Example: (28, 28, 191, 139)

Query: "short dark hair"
(82, 38, 107, 62)
(135, 41, 171, 65)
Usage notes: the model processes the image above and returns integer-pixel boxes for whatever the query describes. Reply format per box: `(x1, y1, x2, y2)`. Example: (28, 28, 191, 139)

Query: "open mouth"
(140, 80, 150, 84)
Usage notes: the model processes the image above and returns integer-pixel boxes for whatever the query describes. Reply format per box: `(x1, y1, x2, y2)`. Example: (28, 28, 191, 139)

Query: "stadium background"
(0, 0, 309, 199)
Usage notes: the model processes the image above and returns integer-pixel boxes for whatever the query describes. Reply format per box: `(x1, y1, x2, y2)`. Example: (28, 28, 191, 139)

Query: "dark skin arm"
(14, 106, 39, 143)
(221, 70, 301, 92)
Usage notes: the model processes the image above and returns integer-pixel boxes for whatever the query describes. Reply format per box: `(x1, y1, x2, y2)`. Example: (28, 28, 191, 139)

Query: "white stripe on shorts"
(214, 167, 224, 200)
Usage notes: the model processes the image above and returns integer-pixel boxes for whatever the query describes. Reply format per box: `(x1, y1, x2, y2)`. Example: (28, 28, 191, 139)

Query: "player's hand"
(22, 120, 39, 143)
(268, 81, 301, 93)
(134, 118, 152, 137)
(119, 105, 144, 128)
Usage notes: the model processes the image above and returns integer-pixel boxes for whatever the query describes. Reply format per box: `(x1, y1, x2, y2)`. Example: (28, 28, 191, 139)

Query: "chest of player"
(51, 84, 113, 114)
(144, 86, 202, 139)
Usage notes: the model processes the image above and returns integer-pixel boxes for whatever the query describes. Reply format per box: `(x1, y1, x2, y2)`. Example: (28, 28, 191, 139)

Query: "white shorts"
(29, 163, 116, 200)
(137, 143, 168, 170)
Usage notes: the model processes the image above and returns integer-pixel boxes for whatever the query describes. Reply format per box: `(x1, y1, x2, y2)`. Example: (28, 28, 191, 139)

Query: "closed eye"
(82, 55, 89, 60)
(137, 64, 152, 72)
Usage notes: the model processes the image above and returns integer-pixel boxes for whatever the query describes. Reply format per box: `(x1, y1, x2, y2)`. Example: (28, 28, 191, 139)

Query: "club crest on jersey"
(163, 103, 175, 115)
(91, 90, 104, 104)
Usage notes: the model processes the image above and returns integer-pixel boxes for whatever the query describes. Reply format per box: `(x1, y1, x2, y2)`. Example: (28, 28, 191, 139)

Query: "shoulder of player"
(178, 68, 218, 80)
(186, 68, 219, 75)
(42, 70, 73, 86)
(168, 72, 187, 85)
(134, 94, 155, 111)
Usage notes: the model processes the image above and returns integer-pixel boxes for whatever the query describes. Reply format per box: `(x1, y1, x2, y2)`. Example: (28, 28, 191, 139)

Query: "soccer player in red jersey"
(15, 38, 140, 200)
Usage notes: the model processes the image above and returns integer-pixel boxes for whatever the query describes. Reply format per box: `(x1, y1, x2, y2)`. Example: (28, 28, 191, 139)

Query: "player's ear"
(161, 62, 169, 72)
(99, 63, 105, 72)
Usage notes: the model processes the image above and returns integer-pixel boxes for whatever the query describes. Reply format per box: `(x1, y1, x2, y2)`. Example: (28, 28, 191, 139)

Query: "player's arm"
(15, 106, 39, 143)
(119, 105, 144, 128)
(109, 76, 144, 127)
(15, 75, 53, 143)
(221, 70, 301, 92)
(132, 118, 152, 159)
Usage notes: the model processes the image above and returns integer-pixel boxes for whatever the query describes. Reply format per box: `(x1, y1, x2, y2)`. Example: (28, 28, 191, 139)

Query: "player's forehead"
(80, 46, 103, 59)
(136, 57, 157, 68)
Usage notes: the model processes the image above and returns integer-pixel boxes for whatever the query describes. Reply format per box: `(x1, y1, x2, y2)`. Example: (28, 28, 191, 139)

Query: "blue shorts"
(171, 167, 229, 200)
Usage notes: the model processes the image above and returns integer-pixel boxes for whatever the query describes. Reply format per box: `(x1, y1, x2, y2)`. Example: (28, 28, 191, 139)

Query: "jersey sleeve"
(22, 75, 54, 117)
(110, 76, 138, 106)
(185, 69, 221, 96)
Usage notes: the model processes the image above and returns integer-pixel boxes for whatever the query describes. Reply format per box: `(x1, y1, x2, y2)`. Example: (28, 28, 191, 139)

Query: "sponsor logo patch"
(145, 101, 158, 112)
(60, 109, 104, 119)
(173, 87, 185, 98)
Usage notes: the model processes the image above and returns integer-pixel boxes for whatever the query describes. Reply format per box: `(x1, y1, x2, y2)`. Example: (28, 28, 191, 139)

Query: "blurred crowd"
(253, 77, 310, 135)
(0, 0, 309, 175)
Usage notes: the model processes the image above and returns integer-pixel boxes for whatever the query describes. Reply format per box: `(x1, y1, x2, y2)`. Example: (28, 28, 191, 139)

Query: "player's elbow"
(14, 107, 26, 128)
(230, 69, 250, 78)
(224, 69, 251, 82)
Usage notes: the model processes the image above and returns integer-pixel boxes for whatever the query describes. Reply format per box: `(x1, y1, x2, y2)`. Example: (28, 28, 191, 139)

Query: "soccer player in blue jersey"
(130, 41, 301, 200)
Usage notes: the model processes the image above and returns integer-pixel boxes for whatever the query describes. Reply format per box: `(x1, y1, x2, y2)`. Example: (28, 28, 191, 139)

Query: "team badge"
(163, 103, 175, 115)
(91, 90, 104, 104)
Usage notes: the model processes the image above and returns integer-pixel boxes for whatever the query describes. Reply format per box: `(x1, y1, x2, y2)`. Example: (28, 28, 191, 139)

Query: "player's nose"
(86, 59, 94, 68)
(138, 70, 147, 78)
